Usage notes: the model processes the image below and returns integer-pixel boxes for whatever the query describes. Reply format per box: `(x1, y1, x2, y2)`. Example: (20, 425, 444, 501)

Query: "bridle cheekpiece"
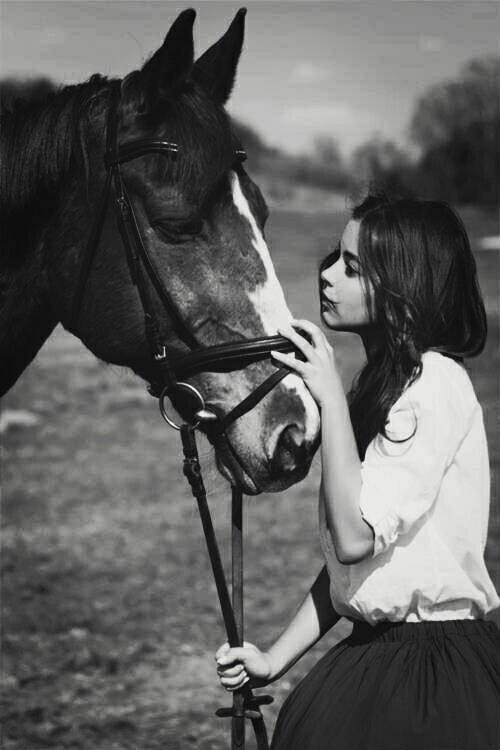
(67, 78, 308, 750)
(70, 80, 301, 437)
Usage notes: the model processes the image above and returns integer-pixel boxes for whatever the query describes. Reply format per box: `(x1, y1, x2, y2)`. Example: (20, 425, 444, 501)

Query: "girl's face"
(320, 219, 372, 331)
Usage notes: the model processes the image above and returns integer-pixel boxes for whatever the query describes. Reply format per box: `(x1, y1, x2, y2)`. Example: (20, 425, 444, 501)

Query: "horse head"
(5, 9, 320, 493)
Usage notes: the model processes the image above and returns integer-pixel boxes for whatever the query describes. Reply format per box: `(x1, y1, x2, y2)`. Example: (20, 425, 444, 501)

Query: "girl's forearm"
(267, 566, 340, 682)
(321, 388, 374, 564)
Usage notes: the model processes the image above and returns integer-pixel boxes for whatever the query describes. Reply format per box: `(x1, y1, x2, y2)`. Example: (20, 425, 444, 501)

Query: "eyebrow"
(342, 249, 360, 263)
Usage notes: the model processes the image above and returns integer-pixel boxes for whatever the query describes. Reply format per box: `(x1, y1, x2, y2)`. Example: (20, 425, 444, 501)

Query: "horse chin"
(214, 443, 261, 496)
(214, 436, 316, 496)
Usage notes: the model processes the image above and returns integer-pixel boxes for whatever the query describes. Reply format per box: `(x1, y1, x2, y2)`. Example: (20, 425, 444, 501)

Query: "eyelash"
(344, 261, 358, 277)
(322, 245, 358, 276)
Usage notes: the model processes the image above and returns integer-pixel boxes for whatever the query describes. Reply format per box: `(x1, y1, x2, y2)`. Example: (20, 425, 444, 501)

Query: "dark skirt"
(270, 619, 500, 750)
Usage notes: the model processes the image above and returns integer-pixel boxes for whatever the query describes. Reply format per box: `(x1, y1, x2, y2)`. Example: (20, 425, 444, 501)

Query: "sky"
(1, 1, 499, 157)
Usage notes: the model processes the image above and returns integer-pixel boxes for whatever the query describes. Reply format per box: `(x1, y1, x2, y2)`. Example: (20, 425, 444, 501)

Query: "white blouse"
(319, 351, 500, 624)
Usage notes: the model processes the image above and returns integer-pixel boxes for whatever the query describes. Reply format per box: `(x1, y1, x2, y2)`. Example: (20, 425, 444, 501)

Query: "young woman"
(214, 194, 500, 749)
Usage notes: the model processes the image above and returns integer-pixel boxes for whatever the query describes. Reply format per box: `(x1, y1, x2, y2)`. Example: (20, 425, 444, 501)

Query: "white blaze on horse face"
(229, 172, 320, 441)
(229, 173, 291, 333)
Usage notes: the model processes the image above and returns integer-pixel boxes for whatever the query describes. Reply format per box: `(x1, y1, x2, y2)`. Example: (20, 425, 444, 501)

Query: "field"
(2, 207, 499, 750)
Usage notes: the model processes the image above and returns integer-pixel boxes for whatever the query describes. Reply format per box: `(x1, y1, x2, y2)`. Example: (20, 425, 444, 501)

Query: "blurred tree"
(231, 117, 277, 171)
(410, 55, 500, 206)
(286, 134, 348, 190)
(312, 135, 344, 173)
(231, 123, 350, 193)
(350, 134, 415, 195)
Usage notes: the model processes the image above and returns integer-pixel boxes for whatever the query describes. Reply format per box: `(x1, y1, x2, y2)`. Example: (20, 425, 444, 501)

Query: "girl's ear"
(192, 8, 246, 105)
(140, 8, 196, 106)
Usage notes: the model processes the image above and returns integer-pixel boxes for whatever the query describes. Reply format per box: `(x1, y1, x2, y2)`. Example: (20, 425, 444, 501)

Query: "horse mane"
(0, 70, 239, 269)
(0, 74, 110, 266)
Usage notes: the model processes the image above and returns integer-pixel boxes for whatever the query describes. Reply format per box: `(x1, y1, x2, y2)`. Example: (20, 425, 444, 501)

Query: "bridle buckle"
(154, 346, 168, 361)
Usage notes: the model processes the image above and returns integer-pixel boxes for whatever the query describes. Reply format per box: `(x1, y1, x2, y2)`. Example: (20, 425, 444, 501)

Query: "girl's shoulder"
(418, 350, 477, 400)
(394, 350, 479, 427)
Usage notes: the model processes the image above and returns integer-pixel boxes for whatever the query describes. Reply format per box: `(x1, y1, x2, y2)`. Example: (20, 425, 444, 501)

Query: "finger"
(277, 325, 315, 359)
(215, 643, 230, 660)
(220, 670, 248, 687)
(226, 676, 250, 692)
(270, 350, 308, 377)
(215, 643, 230, 659)
(215, 641, 256, 663)
(291, 319, 329, 349)
(217, 663, 245, 678)
(216, 646, 251, 666)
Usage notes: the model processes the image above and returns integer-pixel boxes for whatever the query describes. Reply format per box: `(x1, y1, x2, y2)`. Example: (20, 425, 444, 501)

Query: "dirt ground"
(2, 208, 499, 750)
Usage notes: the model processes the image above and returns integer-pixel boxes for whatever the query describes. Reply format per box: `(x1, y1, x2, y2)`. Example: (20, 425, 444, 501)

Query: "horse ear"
(140, 8, 196, 101)
(192, 8, 246, 105)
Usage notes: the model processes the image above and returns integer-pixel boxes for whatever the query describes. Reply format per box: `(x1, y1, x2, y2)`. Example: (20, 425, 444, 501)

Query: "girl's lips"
(321, 295, 337, 308)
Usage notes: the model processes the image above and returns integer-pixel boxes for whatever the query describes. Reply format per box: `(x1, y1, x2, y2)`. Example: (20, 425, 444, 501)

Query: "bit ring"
(159, 382, 205, 431)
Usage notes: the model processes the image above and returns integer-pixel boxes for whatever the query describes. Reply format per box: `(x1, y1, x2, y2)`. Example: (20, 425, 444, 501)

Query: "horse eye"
(152, 217, 203, 243)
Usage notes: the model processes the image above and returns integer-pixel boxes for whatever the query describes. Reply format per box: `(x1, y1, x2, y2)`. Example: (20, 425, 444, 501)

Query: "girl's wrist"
(320, 384, 345, 411)
(265, 648, 283, 683)
(320, 367, 344, 404)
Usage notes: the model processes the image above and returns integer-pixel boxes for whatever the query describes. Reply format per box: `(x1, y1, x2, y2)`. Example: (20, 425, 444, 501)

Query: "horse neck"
(0, 79, 108, 396)
(0, 245, 58, 397)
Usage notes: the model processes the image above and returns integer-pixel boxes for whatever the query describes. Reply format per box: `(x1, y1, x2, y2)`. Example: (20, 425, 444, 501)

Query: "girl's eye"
(345, 262, 358, 277)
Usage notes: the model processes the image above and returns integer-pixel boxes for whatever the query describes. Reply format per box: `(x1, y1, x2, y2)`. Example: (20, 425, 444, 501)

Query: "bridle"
(70, 80, 301, 440)
(69, 80, 305, 749)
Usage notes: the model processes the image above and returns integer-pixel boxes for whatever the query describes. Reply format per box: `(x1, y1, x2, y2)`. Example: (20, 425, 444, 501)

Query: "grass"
(1, 207, 499, 750)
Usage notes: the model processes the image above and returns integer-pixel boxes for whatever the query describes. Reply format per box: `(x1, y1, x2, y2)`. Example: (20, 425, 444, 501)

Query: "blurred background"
(1, 2, 499, 749)
(2, 1, 499, 209)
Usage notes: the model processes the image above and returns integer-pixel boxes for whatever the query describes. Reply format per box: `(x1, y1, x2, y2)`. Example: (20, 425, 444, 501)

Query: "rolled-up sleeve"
(359, 369, 465, 557)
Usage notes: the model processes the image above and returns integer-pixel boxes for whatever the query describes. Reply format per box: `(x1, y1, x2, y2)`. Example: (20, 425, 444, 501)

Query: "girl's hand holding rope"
(215, 321, 342, 695)
(215, 641, 274, 691)
(272, 319, 341, 407)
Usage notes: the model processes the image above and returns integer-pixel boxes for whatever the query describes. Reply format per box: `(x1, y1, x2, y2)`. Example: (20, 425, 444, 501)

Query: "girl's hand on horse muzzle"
(272, 319, 341, 407)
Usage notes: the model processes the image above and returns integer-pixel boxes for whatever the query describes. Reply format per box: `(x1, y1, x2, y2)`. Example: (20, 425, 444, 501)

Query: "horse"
(0, 8, 320, 495)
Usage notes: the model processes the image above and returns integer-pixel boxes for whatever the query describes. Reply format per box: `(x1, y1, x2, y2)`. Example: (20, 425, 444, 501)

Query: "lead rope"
(179, 424, 273, 750)
(68, 79, 295, 749)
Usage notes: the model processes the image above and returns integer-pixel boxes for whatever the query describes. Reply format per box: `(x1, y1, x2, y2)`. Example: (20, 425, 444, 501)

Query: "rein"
(70, 80, 304, 748)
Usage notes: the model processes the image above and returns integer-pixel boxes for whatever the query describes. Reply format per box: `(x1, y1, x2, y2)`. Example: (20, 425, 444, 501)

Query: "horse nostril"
(273, 424, 308, 475)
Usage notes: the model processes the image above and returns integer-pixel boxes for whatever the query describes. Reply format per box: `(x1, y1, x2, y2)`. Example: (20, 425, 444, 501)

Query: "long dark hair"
(322, 193, 487, 458)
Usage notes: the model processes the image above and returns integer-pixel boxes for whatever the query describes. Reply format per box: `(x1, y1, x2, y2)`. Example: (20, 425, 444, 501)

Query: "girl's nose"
(321, 265, 335, 286)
